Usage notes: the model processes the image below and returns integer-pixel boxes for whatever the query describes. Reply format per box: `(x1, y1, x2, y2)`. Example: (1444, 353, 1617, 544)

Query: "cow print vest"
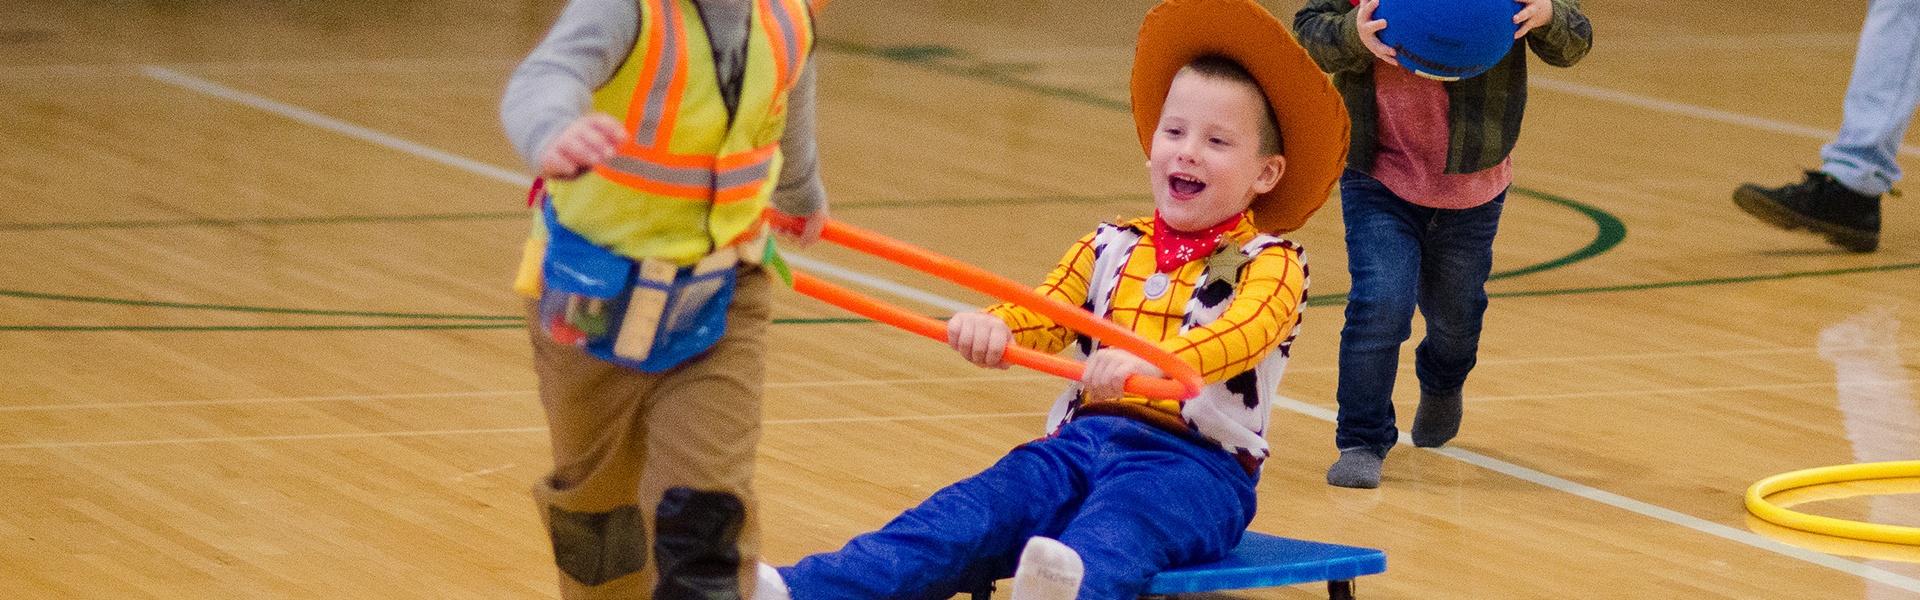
(1047, 221, 1307, 473)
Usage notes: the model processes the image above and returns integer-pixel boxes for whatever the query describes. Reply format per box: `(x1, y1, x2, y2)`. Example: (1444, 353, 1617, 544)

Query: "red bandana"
(1152, 212, 1242, 273)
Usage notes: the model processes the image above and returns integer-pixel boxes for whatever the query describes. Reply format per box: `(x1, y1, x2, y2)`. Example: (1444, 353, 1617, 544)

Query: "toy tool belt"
(537, 202, 766, 372)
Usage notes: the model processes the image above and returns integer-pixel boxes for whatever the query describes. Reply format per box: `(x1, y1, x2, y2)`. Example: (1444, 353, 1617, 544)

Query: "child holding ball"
(1293, 0, 1592, 488)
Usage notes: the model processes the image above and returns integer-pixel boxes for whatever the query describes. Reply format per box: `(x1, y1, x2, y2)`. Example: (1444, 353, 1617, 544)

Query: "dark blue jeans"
(780, 417, 1257, 600)
(1334, 169, 1505, 457)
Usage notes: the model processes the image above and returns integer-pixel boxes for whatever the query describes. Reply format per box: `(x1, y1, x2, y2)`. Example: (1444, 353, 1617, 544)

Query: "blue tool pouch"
(537, 203, 735, 372)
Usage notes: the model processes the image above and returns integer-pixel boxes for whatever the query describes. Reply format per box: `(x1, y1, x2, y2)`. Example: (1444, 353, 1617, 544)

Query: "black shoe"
(1732, 171, 1881, 253)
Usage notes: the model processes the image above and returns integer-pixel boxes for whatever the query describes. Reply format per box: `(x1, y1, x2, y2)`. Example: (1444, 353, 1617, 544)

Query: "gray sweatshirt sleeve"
(500, 0, 638, 172)
(770, 56, 827, 217)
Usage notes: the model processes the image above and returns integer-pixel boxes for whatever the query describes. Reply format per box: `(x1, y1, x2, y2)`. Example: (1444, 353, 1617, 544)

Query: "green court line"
(1304, 186, 1629, 307)
(0, 324, 524, 332)
(1487, 261, 1920, 300)
(819, 38, 1634, 309)
(12, 260, 1912, 332)
(0, 317, 873, 333)
(838, 193, 1152, 210)
(0, 195, 1150, 233)
(0, 288, 521, 320)
(818, 40, 1129, 111)
(0, 41, 1858, 332)
(0, 211, 527, 232)
(1490, 186, 1628, 280)
(0, 186, 1610, 321)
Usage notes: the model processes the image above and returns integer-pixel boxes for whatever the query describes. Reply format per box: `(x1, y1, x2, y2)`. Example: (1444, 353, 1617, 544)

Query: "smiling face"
(1148, 68, 1286, 232)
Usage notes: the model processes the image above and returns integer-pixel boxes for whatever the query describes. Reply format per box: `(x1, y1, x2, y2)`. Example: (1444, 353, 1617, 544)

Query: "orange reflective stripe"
(600, 142, 779, 202)
(630, 0, 689, 149)
(715, 143, 777, 170)
(760, 0, 792, 88)
(600, 0, 795, 206)
(656, 12, 690, 148)
(767, 0, 811, 88)
(714, 187, 759, 205)
(775, 0, 810, 85)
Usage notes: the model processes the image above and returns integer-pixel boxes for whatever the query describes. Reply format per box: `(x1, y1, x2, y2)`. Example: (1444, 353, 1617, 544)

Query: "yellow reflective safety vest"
(517, 0, 814, 296)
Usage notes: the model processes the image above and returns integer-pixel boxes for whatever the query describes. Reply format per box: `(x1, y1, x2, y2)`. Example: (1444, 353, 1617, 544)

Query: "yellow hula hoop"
(1745, 460, 1920, 546)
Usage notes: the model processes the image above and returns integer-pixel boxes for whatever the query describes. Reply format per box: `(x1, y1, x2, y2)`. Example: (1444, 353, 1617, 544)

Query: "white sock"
(752, 562, 790, 600)
(1009, 536, 1083, 600)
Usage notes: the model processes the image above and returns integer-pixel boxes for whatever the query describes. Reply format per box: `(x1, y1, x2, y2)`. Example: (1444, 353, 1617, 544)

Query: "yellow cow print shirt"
(985, 212, 1306, 470)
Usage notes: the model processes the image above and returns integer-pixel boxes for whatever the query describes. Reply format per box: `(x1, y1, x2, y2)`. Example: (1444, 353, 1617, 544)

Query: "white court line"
(139, 66, 975, 320)
(0, 412, 1047, 451)
(782, 253, 977, 313)
(0, 374, 1052, 413)
(1532, 76, 1920, 158)
(770, 374, 1052, 388)
(0, 427, 548, 451)
(763, 411, 1044, 425)
(1285, 343, 1919, 375)
(1269, 396, 1920, 593)
(141, 66, 533, 186)
(1469, 380, 1916, 403)
(0, 390, 535, 413)
(89, 63, 1920, 165)
(1472, 344, 1912, 367)
(136, 63, 1920, 591)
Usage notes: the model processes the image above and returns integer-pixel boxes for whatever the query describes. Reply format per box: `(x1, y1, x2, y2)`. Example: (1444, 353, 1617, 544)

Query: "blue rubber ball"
(1374, 0, 1521, 81)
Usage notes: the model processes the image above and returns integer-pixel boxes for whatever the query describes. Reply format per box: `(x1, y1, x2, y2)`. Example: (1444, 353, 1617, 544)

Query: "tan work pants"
(525, 265, 770, 600)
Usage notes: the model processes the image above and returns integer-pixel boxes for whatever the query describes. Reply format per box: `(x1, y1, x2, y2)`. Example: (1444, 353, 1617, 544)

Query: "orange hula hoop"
(767, 211, 1204, 401)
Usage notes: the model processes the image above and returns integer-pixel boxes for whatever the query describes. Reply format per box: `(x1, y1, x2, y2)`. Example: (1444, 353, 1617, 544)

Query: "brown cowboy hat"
(1131, 0, 1349, 234)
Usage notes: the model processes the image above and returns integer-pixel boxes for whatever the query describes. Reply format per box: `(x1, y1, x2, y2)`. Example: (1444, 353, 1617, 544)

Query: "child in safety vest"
(499, 0, 828, 598)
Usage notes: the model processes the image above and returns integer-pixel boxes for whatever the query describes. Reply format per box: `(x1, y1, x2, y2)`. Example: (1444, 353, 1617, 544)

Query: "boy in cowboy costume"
(765, 1, 1348, 598)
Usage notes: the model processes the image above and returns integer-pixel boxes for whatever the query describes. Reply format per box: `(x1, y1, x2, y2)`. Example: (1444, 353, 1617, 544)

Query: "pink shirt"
(1370, 59, 1511, 209)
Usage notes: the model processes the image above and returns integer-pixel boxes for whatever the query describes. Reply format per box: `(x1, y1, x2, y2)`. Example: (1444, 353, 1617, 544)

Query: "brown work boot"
(1732, 171, 1882, 253)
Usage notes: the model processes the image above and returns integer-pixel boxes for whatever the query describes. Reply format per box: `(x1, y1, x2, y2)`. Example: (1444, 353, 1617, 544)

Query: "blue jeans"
(1821, 0, 1920, 196)
(780, 417, 1257, 600)
(1334, 170, 1505, 456)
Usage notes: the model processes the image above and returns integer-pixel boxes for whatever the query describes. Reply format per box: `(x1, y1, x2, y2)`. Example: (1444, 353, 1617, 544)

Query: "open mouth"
(1168, 174, 1206, 200)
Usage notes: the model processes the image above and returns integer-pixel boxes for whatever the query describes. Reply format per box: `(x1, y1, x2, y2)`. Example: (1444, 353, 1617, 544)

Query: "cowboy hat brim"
(1131, 0, 1349, 234)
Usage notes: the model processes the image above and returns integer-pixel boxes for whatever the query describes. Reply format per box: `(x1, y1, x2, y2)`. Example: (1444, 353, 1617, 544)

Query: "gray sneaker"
(1326, 448, 1384, 489)
(1410, 388, 1462, 448)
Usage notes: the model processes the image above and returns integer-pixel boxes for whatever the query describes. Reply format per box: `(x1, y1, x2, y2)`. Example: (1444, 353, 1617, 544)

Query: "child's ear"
(1252, 154, 1286, 194)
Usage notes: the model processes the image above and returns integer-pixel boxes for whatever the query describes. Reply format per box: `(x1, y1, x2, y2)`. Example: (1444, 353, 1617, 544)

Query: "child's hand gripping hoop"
(766, 211, 1204, 401)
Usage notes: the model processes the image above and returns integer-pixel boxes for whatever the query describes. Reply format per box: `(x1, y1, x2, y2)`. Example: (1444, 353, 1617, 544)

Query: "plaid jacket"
(1293, 0, 1593, 174)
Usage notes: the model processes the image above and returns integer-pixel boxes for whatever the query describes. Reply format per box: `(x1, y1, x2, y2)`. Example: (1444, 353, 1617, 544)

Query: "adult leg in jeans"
(1821, 0, 1920, 197)
(1410, 191, 1505, 448)
(1331, 169, 1424, 487)
(1732, 0, 1913, 252)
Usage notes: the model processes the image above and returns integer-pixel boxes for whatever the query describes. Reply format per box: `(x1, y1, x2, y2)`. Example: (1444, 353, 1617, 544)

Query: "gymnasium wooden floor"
(2, 0, 1917, 598)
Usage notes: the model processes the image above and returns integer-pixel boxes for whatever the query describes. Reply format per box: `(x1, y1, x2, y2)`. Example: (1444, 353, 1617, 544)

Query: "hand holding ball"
(1372, 0, 1523, 81)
